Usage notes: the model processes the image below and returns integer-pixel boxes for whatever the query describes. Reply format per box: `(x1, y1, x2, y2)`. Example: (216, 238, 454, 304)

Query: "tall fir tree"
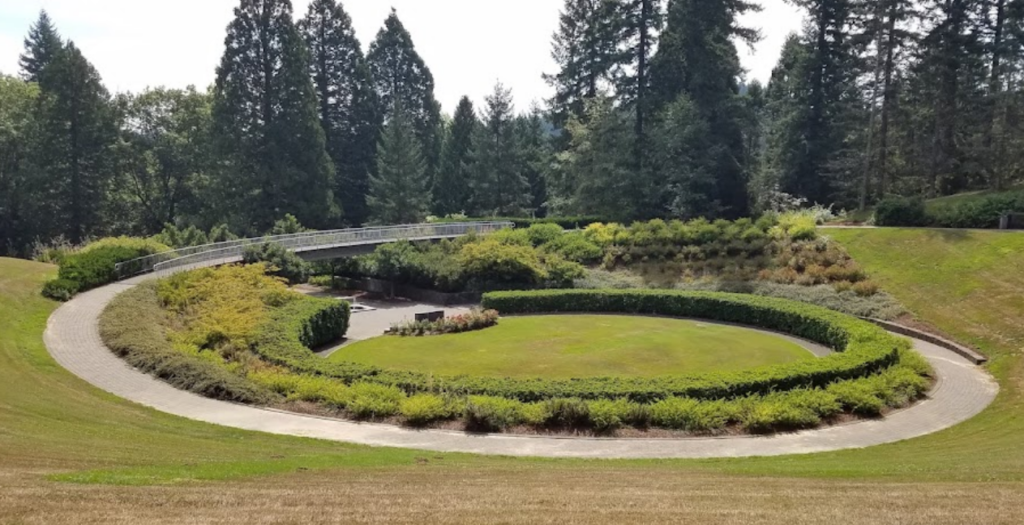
(298, 0, 378, 226)
(647, 0, 760, 217)
(513, 107, 551, 217)
(433, 96, 477, 216)
(614, 0, 663, 148)
(543, 0, 622, 129)
(473, 83, 529, 216)
(367, 103, 430, 225)
(35, 43, 117, 243)
(0, 75, 41, 256)
(366, 10, 442, 189)
(19, 10, 63, 82)
(212, 0, 336, 233)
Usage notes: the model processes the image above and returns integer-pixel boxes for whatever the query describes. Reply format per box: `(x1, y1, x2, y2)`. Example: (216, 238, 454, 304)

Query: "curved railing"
(115, 221, 514, 279)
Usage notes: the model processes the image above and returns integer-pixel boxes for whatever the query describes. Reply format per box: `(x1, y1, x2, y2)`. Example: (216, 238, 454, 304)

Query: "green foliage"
(585, 398, 634, 431)
(268, 214, 308, 236)
(434, 96, 477, 216)
(649, 397, 736, 431)
(542, 232, 603, 263)
(464, 396, 530, 431)
(388, 309, 499, 336)
(298, 0, 377, 227)
(346, 383, 403, 419)
(18, 10, 63, 82)
(472, 82, 529, 216)
(368, 103, 430, 225)
(41, 278, 80, 302)
(542, 398, 590, 427)
(154, 223, 236, 249)
(400, 394, 455, 425)
(458, 240, 549, 286)
(524, 223, 565, 246)
(875, 196, 929, 227)
(44, 237, 170, 300)
(212, 0, 336, 232)
(242, 241, 311, 284)
(100, 283, 271, 404)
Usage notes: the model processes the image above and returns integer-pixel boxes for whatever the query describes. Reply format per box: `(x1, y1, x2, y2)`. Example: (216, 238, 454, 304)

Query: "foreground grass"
(332, 315, 812, 379)
(2, 231, 1024, 523)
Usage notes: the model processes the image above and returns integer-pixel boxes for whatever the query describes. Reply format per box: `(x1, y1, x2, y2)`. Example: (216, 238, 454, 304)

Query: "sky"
(0, 0, 804, 114)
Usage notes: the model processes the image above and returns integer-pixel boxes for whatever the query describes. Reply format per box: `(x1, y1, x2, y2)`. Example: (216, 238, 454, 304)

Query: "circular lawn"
(328, 315, 817, 379)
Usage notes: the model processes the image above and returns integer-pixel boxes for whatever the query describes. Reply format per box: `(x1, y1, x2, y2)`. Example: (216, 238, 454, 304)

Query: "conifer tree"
(35, 43, 117, 243)
(0, 75, 41, 256)
(647, 0, 760, 216)
(473, 83, 528, 216)
(614, 0, 663, 145)
(433, 96, 477, 216)
(212, 0, 336, 233)
(513, 108, 551, 216)
(367, 103, 429, 225)
(544, 0, 622, 128)
(298, 0, 378, 226)
(366, 10, 442, 187)
(19, 10, 63, 82)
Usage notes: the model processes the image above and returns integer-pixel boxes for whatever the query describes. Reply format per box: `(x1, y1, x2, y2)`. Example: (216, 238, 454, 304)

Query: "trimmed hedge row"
(875, 191, 1024, 228)
(434, 216, 608, 230)
(251, 289, 904, 403)
(253, 296, 351, 362)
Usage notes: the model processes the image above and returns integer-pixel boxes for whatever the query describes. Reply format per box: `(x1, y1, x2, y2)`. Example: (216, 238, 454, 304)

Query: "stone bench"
(415, 311, 445, 323)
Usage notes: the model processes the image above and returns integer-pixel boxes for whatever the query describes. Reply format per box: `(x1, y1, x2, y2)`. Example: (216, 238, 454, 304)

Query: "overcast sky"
(0, 0, 804, 114)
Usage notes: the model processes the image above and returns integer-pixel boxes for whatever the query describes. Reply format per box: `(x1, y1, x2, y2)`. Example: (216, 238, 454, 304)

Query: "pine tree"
(298, 0, 378, 226)
(651, 94, 718, 218)
(473, 83, 529, 216)
(781, 0, 861, 204)
(19, 10, 63, 82)
(543, 0, 622, 128)
(366, 10, 442, 188)
(212, 0, 336, 233)
(434, 96, 477, 216)
(368, 103, 429, 225)
(614, 0, 663, 145)
(35, 43, 117, 243)
(550, 97, 639, 220)
(647, 0, 760, 216)
(513, 108, 551, 216)
(0, 75, 41, 256)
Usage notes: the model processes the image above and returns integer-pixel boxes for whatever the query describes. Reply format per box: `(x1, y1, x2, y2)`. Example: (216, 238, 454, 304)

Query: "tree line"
(2, 0, 1023, 256)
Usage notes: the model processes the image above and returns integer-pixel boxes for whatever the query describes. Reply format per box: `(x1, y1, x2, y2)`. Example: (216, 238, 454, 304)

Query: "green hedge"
(43, 237, 171, 301)
(251, 289, 904, 403)
(252, 296, 351, 363)
(434, 216, 608, 230)
(875, 191, 1024, 228)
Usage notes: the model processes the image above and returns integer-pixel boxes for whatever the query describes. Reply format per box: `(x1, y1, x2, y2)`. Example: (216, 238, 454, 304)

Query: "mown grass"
(2, 226, 1024, 523)
(331, 315, 813, 379)
(924, 183, 1024, 213)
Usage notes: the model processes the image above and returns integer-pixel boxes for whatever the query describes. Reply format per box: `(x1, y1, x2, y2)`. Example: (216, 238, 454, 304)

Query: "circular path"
(43, 274, 999, 459)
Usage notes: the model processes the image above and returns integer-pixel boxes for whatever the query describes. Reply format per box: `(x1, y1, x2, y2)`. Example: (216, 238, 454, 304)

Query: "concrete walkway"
(43, 278, 999, 459)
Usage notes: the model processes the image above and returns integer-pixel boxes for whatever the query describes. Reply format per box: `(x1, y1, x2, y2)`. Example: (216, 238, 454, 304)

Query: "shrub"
(929, 191, 1024, 228)
(49, 237, 171, 300)
(649, 397, 734, 431)
(42, 278, 80, 301)
(400, 394, 454, 425)
(875, 196, 929, 227)
(852, 280, 880, 297)
(464, 396, 528, 431)
(525, 223, 565, 246)
(741, 399, 820, 433)
(347, 383, 404, 419)
(542, 233, 603, 263)
(543, 255, 587, 287)
(458, 240, 548, 286)
(242, 241, 311, 284)
(827, 380, 885, 416)
(586, 399, 633, 431)
(542, 398, 591, 427)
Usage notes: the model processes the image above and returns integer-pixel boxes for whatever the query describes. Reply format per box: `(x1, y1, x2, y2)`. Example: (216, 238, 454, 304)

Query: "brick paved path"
(43, 278, 999, 459)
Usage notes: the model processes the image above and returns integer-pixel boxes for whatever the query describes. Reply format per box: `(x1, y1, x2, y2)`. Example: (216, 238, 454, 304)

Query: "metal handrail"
(115, 221, 514, 279)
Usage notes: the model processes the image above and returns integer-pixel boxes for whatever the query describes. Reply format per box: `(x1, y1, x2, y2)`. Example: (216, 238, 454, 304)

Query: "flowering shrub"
(389, 309, 499, 336)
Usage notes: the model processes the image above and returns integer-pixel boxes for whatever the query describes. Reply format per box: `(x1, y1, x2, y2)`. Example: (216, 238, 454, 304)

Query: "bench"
(999, 213, 1024, 230)
(415, 311, 445, 323)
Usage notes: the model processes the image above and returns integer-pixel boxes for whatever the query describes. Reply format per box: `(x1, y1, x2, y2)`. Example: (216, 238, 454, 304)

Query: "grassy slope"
(2, 230, 1024, 522)
(332, 315, 812, 379)
(925, 184, 1024, 212)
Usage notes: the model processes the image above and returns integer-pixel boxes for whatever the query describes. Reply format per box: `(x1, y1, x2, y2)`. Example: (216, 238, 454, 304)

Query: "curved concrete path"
(44, 277, 999, 459)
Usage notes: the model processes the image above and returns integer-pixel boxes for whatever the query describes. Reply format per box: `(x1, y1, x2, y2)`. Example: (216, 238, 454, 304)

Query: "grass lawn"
(3, 226, 1024, 524)
(330, 315, 813, 379)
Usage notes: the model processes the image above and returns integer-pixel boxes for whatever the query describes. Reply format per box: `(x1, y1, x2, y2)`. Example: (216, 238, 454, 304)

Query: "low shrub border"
(248, 289, 906, 404)
(388, 309, 499, 336)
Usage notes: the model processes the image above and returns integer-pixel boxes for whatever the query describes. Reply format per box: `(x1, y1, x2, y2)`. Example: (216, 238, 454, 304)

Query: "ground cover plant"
(41, 236, 171, 300)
